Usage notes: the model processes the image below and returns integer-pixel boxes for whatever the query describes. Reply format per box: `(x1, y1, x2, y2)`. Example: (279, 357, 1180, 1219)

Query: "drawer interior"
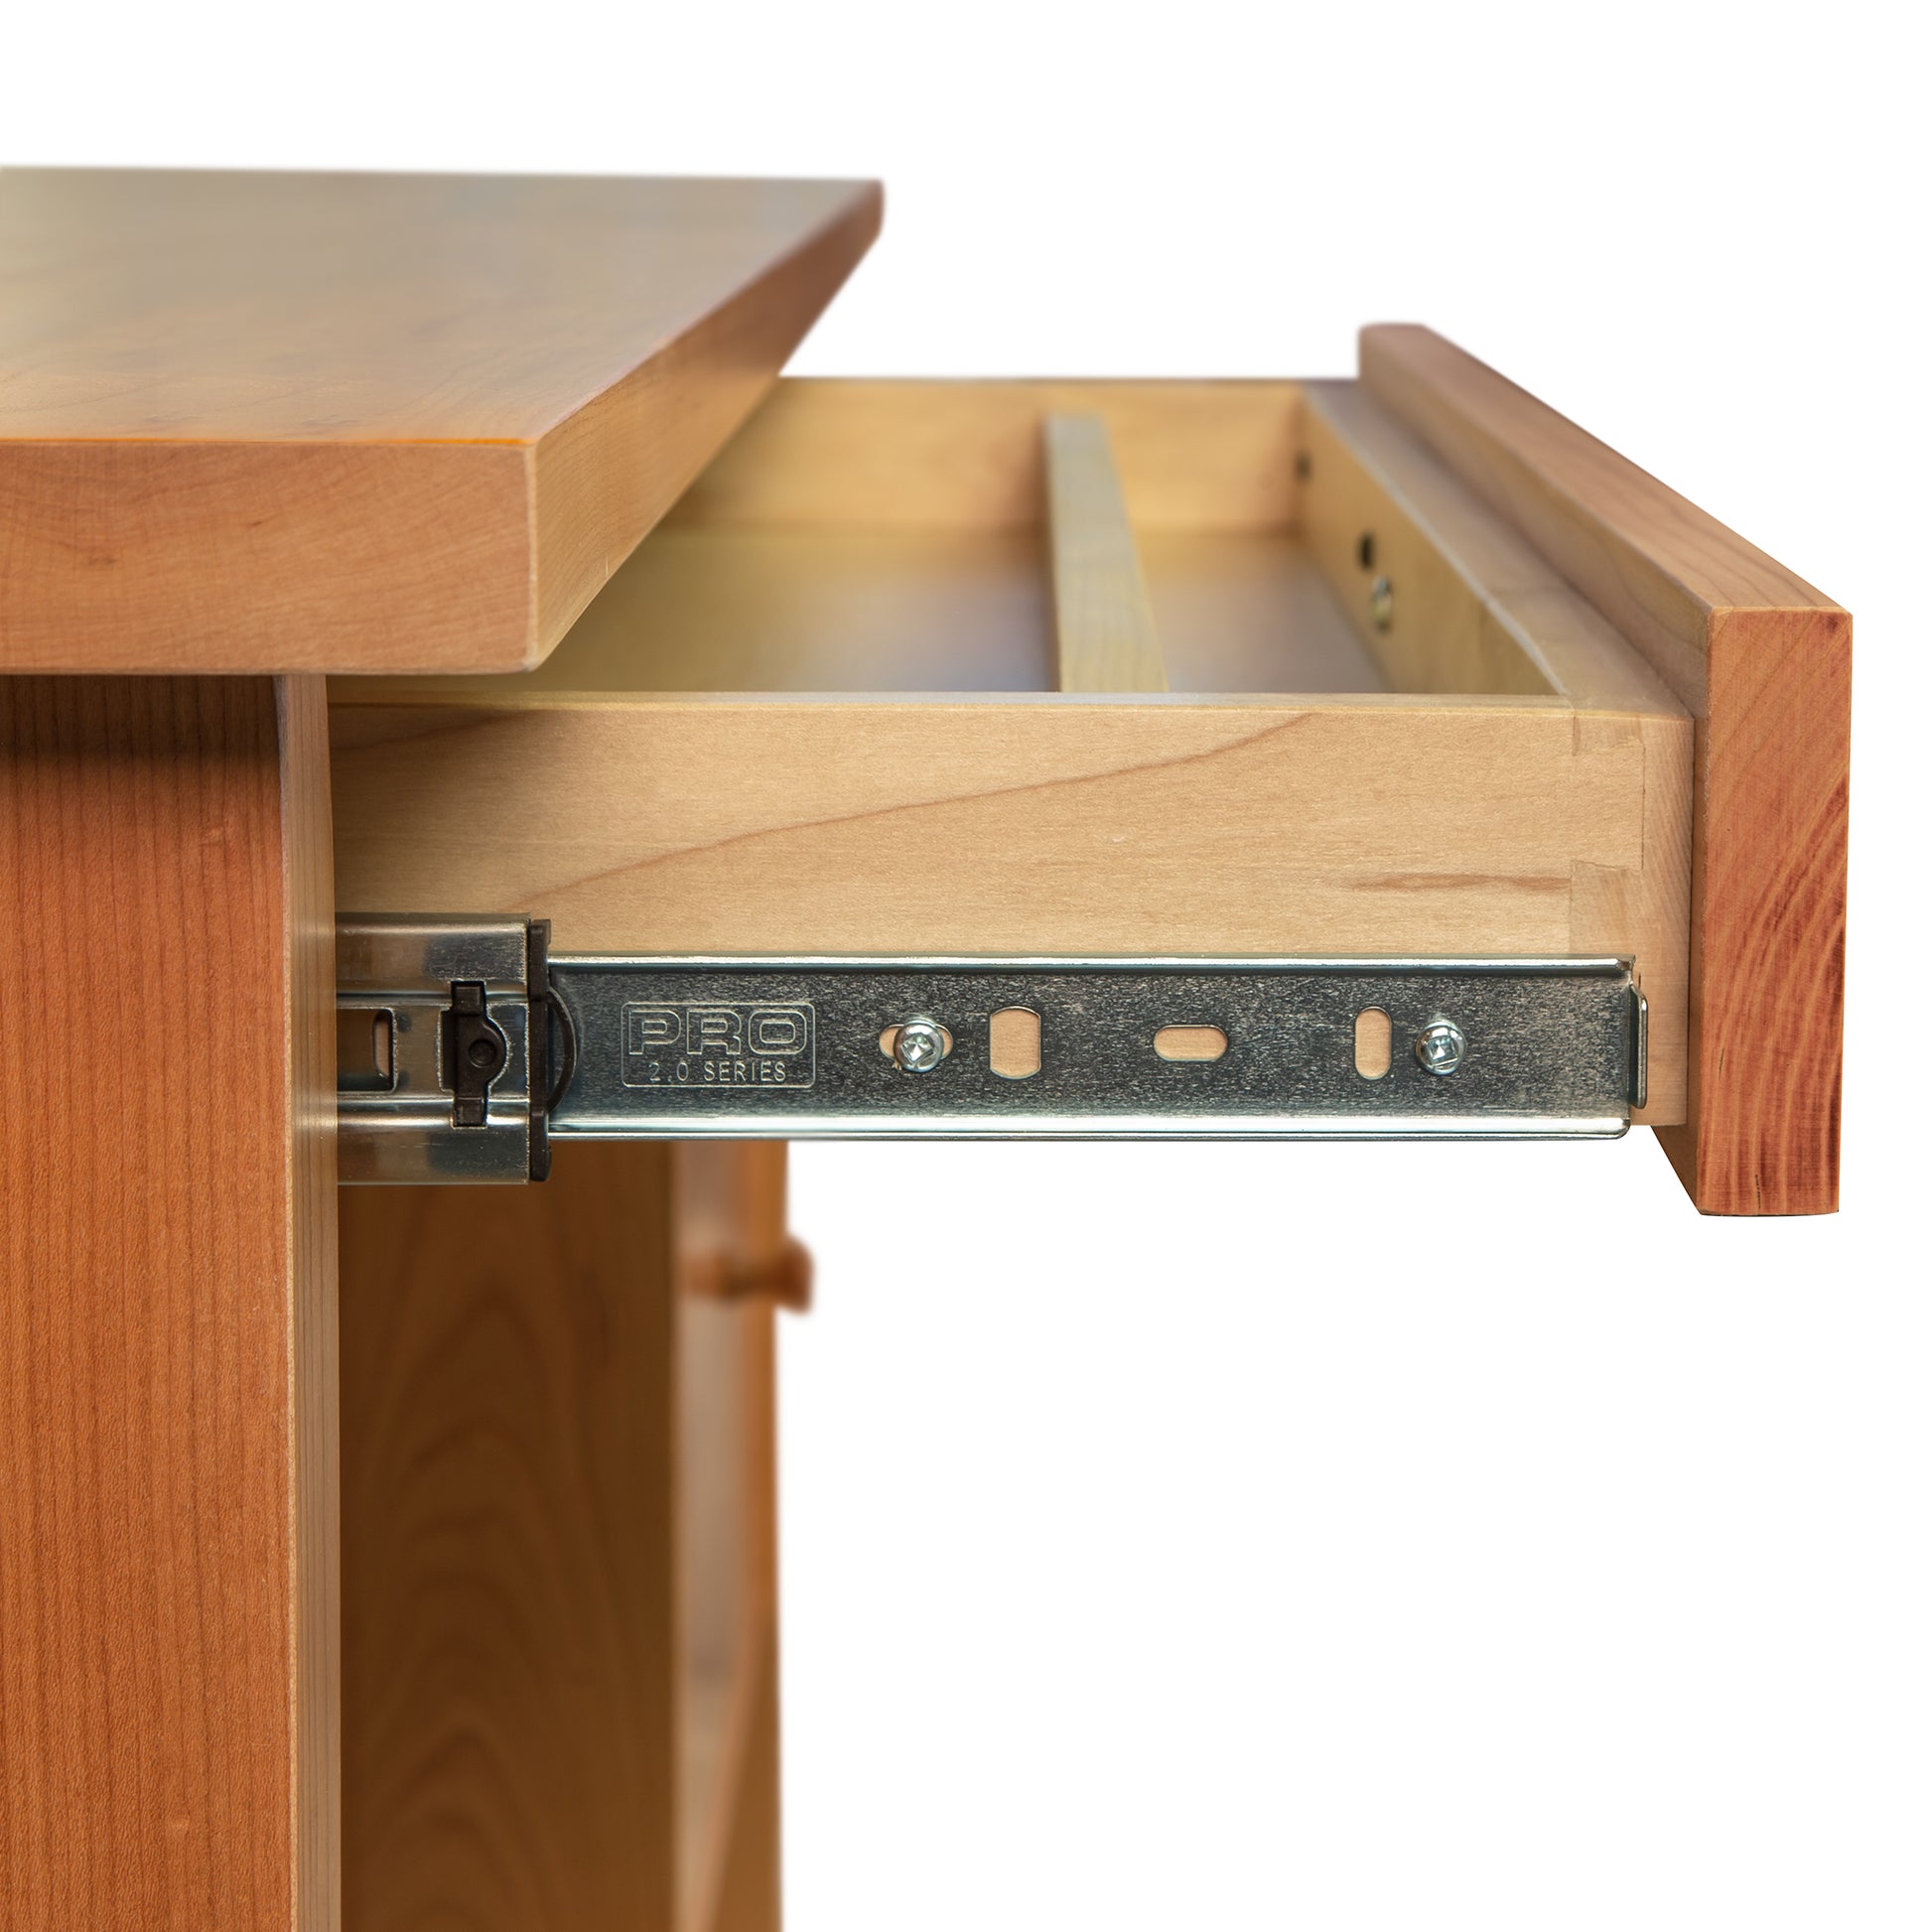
(475, 521, 1385, 696)
(329, 378, 1692, 1122)
(484, 381, 1389, 698)
(343, 378, 1674, 706)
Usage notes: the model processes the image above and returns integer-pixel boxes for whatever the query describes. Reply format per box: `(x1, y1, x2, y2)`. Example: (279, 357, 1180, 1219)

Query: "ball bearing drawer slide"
(335, 917, 1647, 1183)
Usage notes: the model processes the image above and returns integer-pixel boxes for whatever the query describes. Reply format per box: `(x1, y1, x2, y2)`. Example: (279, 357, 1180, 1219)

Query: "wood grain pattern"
(1300, 381, 1692, 1121)
(340, 1144, 680, 1932)
(674, 1146, 788, 1932)
(1362, 325, 1848, 1210)
(671, 377, 1304, 530)
(0, 170, 882, 675)
(339, 1141, 789, 1932)
(705, 1630, 782, 1932)
(1137, 530, 1389, 694)
(677, 1298, 777, 1932)
(1359, 326, 1835, 710)
(332, 519, 1385, 700)
(330, 693, 1691, 1117)
(329, 375, 1695, 1118)
(1666, 606, 1850, 1212)
(1044, 413, 1168, 693)
(283, 676, 343, 1932)
(0, 673, 338, 1932)
(1303, 389, 1551, 698)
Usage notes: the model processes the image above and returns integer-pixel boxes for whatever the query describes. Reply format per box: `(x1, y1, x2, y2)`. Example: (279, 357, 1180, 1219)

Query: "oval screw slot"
(989, 1007, 1041, 1079)
(1353, 1008, 1392, 1079)
(1154, 1025, 1227, 1063)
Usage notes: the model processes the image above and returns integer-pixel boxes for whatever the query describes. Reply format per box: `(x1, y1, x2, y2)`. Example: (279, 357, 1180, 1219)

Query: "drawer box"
(332, 373, 1693, 1124)
(1, 169, 1848, 1211)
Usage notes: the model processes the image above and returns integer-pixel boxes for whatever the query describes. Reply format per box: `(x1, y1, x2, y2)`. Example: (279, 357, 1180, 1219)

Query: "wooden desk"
(0, 169, 1848, 1932)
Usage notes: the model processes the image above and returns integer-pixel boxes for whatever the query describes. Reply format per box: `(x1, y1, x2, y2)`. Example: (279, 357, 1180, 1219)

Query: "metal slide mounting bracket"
(337, 916, 1646, 1183)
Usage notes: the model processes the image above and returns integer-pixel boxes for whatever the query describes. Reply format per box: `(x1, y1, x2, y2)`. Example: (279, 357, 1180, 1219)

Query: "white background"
(12, 4, 1924, 1925)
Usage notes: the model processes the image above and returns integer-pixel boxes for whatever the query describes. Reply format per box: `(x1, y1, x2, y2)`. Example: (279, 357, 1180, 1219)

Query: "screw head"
(1369, 575, 1395, 631)
(1413, 1017, 1466, 1076)
(892, 1017, 948, 1073)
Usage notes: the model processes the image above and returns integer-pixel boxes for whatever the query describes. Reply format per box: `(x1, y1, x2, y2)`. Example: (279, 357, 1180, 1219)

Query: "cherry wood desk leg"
(0, 676, 340, 1932)
(339, 1141, 792, 1932)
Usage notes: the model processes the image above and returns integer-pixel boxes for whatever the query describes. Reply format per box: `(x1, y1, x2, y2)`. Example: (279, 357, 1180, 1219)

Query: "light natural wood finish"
(337, 519, 1385, 699)
(1300, 381, 1692, 1121)
(1303, 392, 1551, 698)
(1359, 326, 1835, 711)
(420, 523, 1058, 694)
(1353, 1007, 1393, 1080)
(1361, 325, 1849, 1211)
(672, 377, 1304, 530)
(1, 673, 339, 1932)
(1154, 1025, 1229, 1062)
(331, 375, 1692, 1118)
(990, 1006, 1043, 1079)
(330, 379, 1378, 701)
(1138, 529, 1387, 695)
(1303, 381, 1694, 715)
(1044, 413, 1168, 693)
(331, 693, 1691, 1118)
(0, 169, 882, 675)
(339, 1140, 789, 1932)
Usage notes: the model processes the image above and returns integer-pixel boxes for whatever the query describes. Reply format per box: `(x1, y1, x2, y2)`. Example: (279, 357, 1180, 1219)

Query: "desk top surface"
(0, 169, 882, 674)
(0, 170, 877, 443)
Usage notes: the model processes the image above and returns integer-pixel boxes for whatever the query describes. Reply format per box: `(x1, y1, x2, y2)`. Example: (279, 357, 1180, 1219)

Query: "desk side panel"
(0, 673, 339, 1932)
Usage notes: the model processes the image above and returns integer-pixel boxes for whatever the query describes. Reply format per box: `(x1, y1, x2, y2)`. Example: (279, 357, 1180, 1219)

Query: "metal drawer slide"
(337, 917, 1647, 1183)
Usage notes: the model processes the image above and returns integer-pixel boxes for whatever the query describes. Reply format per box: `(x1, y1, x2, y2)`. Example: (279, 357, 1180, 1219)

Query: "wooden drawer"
(332, 370, 1693, 1125)
(0, 167, 1849, 1214)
